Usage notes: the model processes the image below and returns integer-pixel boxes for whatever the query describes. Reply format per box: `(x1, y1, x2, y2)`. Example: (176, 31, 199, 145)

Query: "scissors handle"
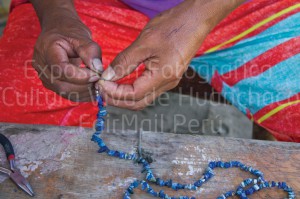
(0, 133, 15, 161)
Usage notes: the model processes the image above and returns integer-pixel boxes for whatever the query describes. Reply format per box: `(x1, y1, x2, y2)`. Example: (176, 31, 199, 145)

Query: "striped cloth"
(1, 0, 300, 142)
(190, 1, 300, 141)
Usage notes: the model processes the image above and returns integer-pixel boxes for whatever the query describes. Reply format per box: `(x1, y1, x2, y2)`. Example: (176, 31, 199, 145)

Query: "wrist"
(42, 8, 81, 32)
(30, 0, 80, 31)
(188, 0, 245, 32)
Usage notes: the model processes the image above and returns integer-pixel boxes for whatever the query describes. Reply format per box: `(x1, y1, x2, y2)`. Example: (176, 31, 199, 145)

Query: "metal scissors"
(0, 133, 34, 197)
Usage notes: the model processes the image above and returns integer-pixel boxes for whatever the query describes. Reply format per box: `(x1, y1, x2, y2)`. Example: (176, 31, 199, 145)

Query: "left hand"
(98, 0, 244, 110)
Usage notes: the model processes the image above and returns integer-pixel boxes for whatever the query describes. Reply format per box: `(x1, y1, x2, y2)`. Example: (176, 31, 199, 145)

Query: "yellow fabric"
(205, 3, 300, 53)
(258, 100, 300, 123)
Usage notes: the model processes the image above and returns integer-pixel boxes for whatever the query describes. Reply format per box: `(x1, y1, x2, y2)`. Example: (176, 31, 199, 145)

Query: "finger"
(102, 92, 158, 110)
(40, 74, 96, 102)
(41, 81, 94, 101)
(52, 62, 100, 84)
(56, 81, 94, 96)
(46, 44, 99, 84)
(33, 60, 95, 94)
(69, 58, 82, 67)
(73, 39, 103, 73)
(40, 76, 95, 100)
(65, 87, 96, 102)
(102, 80, 177, 110)
(102, 43, 152, 81)
(99, 69, 166, 101)
(32, 55, 49, 80)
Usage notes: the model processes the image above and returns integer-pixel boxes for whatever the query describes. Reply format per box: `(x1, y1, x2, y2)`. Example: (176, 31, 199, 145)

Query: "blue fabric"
(189, 12, 300, 82)
(222, 53, 300, 114)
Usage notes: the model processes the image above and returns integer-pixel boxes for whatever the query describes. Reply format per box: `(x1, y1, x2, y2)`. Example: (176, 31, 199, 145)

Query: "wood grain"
(0, 123, 299, 199)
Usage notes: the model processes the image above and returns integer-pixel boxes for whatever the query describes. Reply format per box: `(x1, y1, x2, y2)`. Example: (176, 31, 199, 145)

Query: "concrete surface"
(105, 92, 253, 139)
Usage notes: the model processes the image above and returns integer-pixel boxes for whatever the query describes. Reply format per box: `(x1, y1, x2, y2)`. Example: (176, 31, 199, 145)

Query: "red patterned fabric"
(1, 0, 147, 127)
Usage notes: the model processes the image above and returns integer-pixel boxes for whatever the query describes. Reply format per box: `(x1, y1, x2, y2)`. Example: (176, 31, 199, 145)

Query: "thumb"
(75, 39, 103, 74)
(102, 44, 151, 81)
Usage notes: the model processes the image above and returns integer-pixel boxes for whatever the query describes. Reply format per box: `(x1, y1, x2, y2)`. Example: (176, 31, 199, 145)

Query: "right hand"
(32, 10, 102, 102)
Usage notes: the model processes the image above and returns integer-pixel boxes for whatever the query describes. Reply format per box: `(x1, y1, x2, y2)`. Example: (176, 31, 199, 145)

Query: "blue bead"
(123, 193, 131, 199)
(96, 95, 102, 103)
(177, 184, 184, 189)
(209, 162, 216, 169)
(171, 183, 178, 190)
(165, 179, 172, 188)
(98, 109, 107, 116)
(98, 141, 106, 147)
(241, 192, 247, 198)
(98, 146, 108, 153)
(151, 192, 158, 197)
(94, 131, 102, 135)
(114, 151, 120, 157)
(158, 190, 165, 197)
(194, 180, 203, 187)
(127, 187, 134, 194)
(231, 161, 239, 167)
(225, 191, 234, 197)
(146, 188, 153, 193)
(264, 181, 269, 187)
(204, 173, 210, 180)
(132, 181, 139, 188)
(253, 184, 260, 191)
(224, 162, 230, 168)
(156, 178, 163, 186)
(143, 181, 149, 189)
(108, 150, 115, 156)
(96, 125, 104, 131)
(282, 182, 287, 189)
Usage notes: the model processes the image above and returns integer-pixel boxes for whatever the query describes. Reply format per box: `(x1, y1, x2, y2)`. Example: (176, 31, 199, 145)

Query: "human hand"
(32, 5, 102, 101)
(98, 0, 211, 110)
(99, 0, 244, 110)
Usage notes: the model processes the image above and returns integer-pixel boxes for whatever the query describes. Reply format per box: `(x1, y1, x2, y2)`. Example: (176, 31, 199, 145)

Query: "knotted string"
(91, 95, 295, 199)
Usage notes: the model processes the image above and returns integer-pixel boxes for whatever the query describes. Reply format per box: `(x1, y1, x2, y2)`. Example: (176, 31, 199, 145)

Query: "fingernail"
(98, 80, 104, 91)
(92, 58, 103, 73)
(98, 80, 106, 88)
(89, 75, 100, 83)
(95, 83, 99, 90)
(102, 66, 115, 81)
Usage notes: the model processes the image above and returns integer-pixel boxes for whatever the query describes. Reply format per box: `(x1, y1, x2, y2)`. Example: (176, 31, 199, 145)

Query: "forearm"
(29, 0, 79, 30)
(193, 0, 245, 32)
(151, 0, 245, 62)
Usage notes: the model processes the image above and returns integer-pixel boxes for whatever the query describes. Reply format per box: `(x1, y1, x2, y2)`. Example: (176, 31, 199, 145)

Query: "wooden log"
(0, 123, 299, 199)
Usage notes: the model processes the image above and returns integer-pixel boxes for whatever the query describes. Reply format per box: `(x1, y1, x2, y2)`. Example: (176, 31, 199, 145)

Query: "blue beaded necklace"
(91, 95, 296, 199)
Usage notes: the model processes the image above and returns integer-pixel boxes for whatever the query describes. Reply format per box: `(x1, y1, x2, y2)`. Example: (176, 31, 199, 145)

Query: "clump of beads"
(91, 95, 295, 199)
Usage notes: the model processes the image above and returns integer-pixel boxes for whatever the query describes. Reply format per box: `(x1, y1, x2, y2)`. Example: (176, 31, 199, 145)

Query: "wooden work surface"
(0, 123, 299, 199)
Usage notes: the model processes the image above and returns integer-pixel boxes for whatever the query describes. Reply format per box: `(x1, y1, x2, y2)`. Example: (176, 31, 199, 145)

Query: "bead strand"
(91, 95, 296, 199)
